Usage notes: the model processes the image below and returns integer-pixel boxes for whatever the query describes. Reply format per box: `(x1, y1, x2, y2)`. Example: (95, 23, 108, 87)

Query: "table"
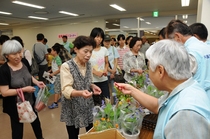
(139, 128, 154, 139)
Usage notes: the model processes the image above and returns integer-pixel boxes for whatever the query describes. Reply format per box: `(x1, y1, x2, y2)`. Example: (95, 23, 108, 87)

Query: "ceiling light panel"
(12, 1, 45, 9)
(59, 11, 79, 16)
(0, 23, 9, 25)
(181, 0, 190, 7)
(0, 11, 12, 15)
(28, 16, 48, 20)
(113, 23, 120, 26)
(110, 4, 126, 11)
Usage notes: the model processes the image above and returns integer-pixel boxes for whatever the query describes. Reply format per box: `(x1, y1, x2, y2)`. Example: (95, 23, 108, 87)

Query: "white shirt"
(89, 46, 109, 82)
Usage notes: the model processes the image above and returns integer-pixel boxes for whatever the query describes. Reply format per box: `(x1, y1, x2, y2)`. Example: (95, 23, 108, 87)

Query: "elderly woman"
(123, 37, 145, 82)
(115, 40, 210, 139)
(0, 40, 45, 139)
(60, 36, 101, 139)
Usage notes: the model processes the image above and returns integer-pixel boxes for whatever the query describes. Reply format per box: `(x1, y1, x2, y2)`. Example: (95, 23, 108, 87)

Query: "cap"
(104, 34, 111, 41)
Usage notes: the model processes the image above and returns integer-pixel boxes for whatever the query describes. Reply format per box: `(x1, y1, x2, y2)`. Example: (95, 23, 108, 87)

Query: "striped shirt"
(116, 45, 130, 70)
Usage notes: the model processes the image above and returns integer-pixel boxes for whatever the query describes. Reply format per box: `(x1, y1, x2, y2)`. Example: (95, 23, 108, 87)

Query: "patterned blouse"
(123, 51, 145, 82)
(60, 59, 94, 128)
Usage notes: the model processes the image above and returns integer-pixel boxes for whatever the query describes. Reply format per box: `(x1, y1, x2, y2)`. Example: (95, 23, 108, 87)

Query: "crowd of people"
(0, 19, 210, 139)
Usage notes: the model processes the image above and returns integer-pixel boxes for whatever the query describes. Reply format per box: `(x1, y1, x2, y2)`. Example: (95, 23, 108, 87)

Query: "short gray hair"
(146, 39, 192, 80)
(1, 40, 23, 57)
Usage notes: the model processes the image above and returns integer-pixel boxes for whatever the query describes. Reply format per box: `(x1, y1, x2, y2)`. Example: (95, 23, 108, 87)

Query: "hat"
(104, 34, 111, 41)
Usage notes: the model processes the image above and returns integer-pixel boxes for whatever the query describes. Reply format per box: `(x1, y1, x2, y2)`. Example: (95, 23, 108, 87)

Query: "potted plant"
(35, 87, 51, 112)
(93, 88, 145, 139)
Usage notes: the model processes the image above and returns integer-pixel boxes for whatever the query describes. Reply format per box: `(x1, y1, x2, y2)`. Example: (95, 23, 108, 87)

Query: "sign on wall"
(58, 33, 78, 39)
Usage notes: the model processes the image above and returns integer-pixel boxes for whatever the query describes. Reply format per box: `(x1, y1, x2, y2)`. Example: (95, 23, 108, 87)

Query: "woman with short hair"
(60, 36, 101, 139)
(0, 40, 45, 139)
(123, 37, 145, 82)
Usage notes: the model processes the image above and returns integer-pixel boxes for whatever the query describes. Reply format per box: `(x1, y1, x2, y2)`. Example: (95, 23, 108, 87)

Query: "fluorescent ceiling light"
(140, 18, 144, 21)
(183, 20, 188, 24)
(145, 22, 151, 25)
(0, 11, 12, 15)
(0, 23, 9, 25)
(123, 26, 129, 28)
(113, 23, 120, 26)
(28, 16, 48, 20)
(182, 14, 188, 19)
(136, 17, 144, 21)
(12, 1, 45, 9)
(181, 0, 190, 7)
(110, 4, 126, 11)
(59, 11, 78, 16)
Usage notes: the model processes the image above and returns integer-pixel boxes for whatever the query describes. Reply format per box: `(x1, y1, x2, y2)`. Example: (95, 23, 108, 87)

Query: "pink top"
(116, 46, 130, 70)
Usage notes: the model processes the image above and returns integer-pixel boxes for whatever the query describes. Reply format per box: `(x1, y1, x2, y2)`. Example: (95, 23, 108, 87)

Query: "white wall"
(197, 0, 210, 40)
(13, 18, 105, 51)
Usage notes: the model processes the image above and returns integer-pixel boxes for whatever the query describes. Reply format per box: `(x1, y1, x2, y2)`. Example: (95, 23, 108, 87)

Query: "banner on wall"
(58, 33, 78, 39)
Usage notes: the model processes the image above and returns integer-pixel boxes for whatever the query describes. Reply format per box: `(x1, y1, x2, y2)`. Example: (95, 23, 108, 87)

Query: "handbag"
(16, 88, 37, 123)
(110, 46, 125, 83)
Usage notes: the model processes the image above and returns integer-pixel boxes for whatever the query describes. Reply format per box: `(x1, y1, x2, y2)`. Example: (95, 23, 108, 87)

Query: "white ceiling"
(0, 0, 198, 30)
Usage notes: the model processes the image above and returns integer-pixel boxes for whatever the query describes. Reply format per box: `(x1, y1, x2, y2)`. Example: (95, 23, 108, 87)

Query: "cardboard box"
(79, 128, 125, 139)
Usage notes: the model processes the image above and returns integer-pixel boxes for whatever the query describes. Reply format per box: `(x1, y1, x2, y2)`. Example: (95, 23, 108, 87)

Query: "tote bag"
(16, 88, 37, 123)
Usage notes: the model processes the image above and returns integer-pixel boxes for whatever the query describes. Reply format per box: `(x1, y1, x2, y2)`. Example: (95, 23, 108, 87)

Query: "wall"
(13, 18, 105, 51)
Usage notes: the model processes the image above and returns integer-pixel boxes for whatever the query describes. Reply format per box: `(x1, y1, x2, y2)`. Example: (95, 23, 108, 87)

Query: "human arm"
(49, 66, 60, 76)
(24, 50, 32, 66)
(32, 76, 45, 88)
(92, 68, 104, 77)
(165, 110, 210, 139)
(60, 63, 93, 99)
(90, 84, 101, 95)
(114, 82, 159, 113)
(103, 56, 109, 76)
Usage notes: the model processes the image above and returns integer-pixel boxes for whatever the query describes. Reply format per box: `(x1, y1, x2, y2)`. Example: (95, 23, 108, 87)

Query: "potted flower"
(122, 110, 145, 139)
(35, 87, 51, 112)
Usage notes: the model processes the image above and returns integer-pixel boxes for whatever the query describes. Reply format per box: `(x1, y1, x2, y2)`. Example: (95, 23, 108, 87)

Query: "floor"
(0, 96, 86, 139)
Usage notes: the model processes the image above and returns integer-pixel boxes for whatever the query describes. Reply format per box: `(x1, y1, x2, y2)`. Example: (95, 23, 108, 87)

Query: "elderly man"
(165, 20, 210, 99)
(115, 40, 210, 139)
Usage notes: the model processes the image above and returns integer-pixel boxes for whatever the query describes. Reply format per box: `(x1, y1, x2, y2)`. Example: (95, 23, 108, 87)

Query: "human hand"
(110, 69, 116, 74)
(114, 82, 134, 95)
(81, 90, 93, 98)
(96, 71, 104, 77)
(36, 81, 46, 89)
(22, 86, 36, 93)
(110, 74, 115, 79)
(103, 70, 108, 76)
(92, 85, 101, 95)
(137, 69, 144, 74)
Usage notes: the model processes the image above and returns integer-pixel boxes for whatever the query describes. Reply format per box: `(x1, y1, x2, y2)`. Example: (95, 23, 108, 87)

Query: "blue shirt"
(184, 37, 210, 99)
(205, 40, 210, 46)
(107, 46, 120, 75)
(154, 78, 210, 139)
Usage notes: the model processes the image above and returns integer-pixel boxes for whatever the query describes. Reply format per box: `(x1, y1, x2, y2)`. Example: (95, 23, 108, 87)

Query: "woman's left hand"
(37, 81, 46, 88)
(92, 85, 101, 95)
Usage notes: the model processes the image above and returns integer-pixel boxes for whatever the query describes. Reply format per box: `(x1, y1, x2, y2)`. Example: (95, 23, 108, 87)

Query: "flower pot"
(122, 129, 140, 139)
(35, 101, 46, 112)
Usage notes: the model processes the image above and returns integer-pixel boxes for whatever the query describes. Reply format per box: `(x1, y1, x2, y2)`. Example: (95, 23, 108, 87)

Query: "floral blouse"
(123, 51, 145, 82)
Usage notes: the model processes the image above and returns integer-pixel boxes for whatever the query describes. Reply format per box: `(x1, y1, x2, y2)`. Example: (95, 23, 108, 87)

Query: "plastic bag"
(16, 88, 37, 123)
(35, 87, 51, 112)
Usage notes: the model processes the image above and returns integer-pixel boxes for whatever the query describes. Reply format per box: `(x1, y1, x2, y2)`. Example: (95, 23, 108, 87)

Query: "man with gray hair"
(166, 19, 210, 99)
(115, 40, 210, 139)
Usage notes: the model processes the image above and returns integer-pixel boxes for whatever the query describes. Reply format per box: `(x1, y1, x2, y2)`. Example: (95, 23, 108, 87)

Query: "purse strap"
(16, 88, 25, 102)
